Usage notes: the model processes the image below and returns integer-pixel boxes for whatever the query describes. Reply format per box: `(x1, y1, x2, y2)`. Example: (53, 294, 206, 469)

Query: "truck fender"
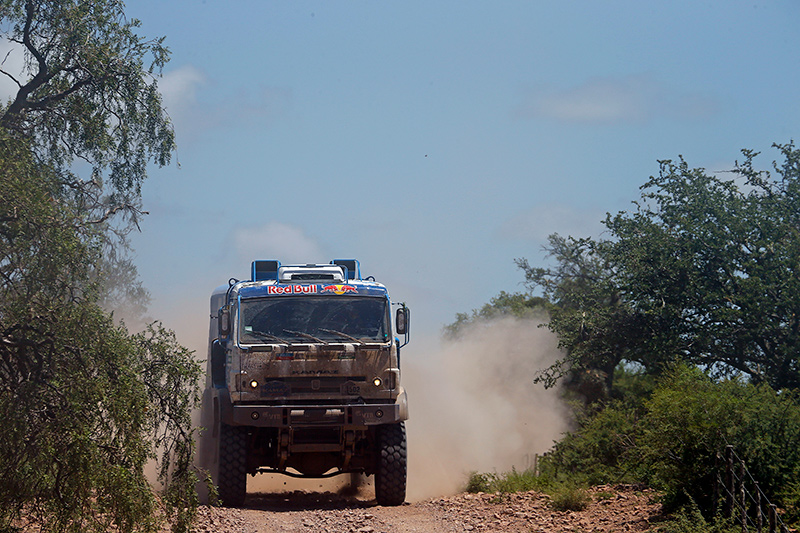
(397, 386, 409, 421)
(217, 387, 234, 425)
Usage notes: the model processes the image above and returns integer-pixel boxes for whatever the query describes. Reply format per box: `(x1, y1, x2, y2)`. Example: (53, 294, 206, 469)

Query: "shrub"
(531, 363, 800, 523)
(549, 483, 591, 512)
(492, 468, 547, 493)
(655, 499, 738, 533)
(630, 364, 800, 515)
(464, 468, 546, 494)
(538, 399, 639, 486)
(465, 472, 495, 493)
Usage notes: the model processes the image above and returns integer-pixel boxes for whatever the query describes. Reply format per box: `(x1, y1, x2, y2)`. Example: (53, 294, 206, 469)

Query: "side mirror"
(395, 307, 408, 335)
(218, 307, 231, 337)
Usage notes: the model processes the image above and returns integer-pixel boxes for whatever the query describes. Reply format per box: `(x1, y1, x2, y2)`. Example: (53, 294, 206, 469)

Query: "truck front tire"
(374, 422, 407, 506)
(218, 424, 248, 507)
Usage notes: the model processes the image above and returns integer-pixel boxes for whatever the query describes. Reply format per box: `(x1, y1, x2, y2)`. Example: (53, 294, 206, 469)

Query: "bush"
(493, 468, 547, 493)
(630, 365, 800, 515)
(465, 472, 495, 493)
(464, 468, 547, 494)
(655, 500, 738, 533)
(531, 363, 800, 523)
(549, 483, 592, 512)
(464, 468, 592, 512)
(538, 399, 639, 486)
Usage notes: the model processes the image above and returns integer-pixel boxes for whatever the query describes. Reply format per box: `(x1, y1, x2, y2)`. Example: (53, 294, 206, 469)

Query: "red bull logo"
(321, 284, 358, 295)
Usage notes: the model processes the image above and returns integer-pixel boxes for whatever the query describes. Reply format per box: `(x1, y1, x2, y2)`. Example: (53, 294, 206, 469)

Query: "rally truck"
(199, 259, 409, 507)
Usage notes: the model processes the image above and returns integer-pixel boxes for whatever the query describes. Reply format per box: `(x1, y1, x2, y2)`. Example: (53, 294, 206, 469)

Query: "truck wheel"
(374, 422, 407, 506)
(217, 424, 248, 507)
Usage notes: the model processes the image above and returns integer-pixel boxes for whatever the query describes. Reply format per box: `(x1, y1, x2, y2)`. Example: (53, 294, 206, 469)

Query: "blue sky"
(112, 1, 799, 345)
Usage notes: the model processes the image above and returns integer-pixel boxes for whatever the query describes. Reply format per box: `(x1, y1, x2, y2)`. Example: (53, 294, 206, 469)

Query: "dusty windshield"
(239, 296, 390, 344)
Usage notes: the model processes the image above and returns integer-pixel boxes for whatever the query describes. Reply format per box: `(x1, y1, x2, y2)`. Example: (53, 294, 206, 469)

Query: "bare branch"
(88, 203, 148, 227)
(23, 75, 94, 111)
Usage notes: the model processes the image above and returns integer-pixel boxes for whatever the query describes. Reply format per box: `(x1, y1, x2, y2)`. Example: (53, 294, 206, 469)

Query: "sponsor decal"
(267, 284, 318, 295)
(321, 284, 358, 295)
(261, 380, 291, 396)
(265, 284, 360, 296)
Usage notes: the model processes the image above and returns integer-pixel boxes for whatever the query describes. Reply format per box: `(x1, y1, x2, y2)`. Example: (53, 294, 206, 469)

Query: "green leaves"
(0, 3, 198, 531)
(631, 365, 800, 515)
(0, 217, 201, 531)
(538, 364, 800, 520)
(0, 0, 175, 232)
(522, 143, 800, 392)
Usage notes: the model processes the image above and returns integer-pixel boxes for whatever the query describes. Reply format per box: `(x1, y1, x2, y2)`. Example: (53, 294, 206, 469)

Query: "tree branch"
(0, 0, 52, 127)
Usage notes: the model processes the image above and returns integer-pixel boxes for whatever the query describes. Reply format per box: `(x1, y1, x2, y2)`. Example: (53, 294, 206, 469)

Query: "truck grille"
(260, 377, 366, 397)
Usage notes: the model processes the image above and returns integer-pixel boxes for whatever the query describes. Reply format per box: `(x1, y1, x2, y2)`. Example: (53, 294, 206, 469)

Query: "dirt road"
(189, 485, 664, 533)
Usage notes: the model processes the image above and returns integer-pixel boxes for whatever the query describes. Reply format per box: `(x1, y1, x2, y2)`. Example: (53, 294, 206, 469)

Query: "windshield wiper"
(318, 328, 364, 344)
(250, 330, 291, 344)
(283, 329, 327, 344)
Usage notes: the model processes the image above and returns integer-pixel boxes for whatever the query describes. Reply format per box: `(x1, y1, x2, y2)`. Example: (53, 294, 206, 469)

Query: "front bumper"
(229, 402, 402, 427)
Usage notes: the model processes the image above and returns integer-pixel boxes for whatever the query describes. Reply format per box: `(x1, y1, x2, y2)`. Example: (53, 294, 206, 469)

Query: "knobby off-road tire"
(374, 422, 407, 506)
(218, 424, 248, 507)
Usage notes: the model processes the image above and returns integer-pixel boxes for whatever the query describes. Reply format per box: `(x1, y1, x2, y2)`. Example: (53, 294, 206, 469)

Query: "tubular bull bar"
(230, 403, 402, 427)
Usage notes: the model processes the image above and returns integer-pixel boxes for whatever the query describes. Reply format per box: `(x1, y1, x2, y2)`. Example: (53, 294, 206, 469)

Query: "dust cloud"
(240, 316, 571, 500)
(156, 296, 570, 501)
(403, 317, 570, 501)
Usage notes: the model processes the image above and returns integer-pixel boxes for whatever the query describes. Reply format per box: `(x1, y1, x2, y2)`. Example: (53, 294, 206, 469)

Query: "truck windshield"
(239, 296, 390, 344)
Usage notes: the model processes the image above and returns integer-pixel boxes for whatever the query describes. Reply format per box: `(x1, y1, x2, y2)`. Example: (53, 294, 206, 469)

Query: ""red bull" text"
(267, 284, 318, 295)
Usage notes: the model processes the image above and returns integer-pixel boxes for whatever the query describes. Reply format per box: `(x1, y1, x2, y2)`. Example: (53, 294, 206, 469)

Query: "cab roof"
(237, 259, 388, 299)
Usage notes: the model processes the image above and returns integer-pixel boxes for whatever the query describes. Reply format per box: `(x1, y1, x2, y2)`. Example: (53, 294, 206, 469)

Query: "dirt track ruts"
(186, 484, 664, 533)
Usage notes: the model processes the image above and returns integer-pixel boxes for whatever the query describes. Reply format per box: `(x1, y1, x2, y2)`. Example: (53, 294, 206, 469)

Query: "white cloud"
(158, 65, 205, 122)
(232, 222, 326, 264)
(498, 203, 607, 242)
(157, 65, 291, 138)
(517, 74, 717, 124)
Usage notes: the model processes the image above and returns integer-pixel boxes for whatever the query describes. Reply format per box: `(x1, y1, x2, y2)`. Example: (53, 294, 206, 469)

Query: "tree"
(0, 0, 173, 319)
(514, 235, 659, 403)
(0, 1, 200, 532)
(521, 143, 800, 392)
(0, 0, 173, 208)
(517, 236, 630, 396)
